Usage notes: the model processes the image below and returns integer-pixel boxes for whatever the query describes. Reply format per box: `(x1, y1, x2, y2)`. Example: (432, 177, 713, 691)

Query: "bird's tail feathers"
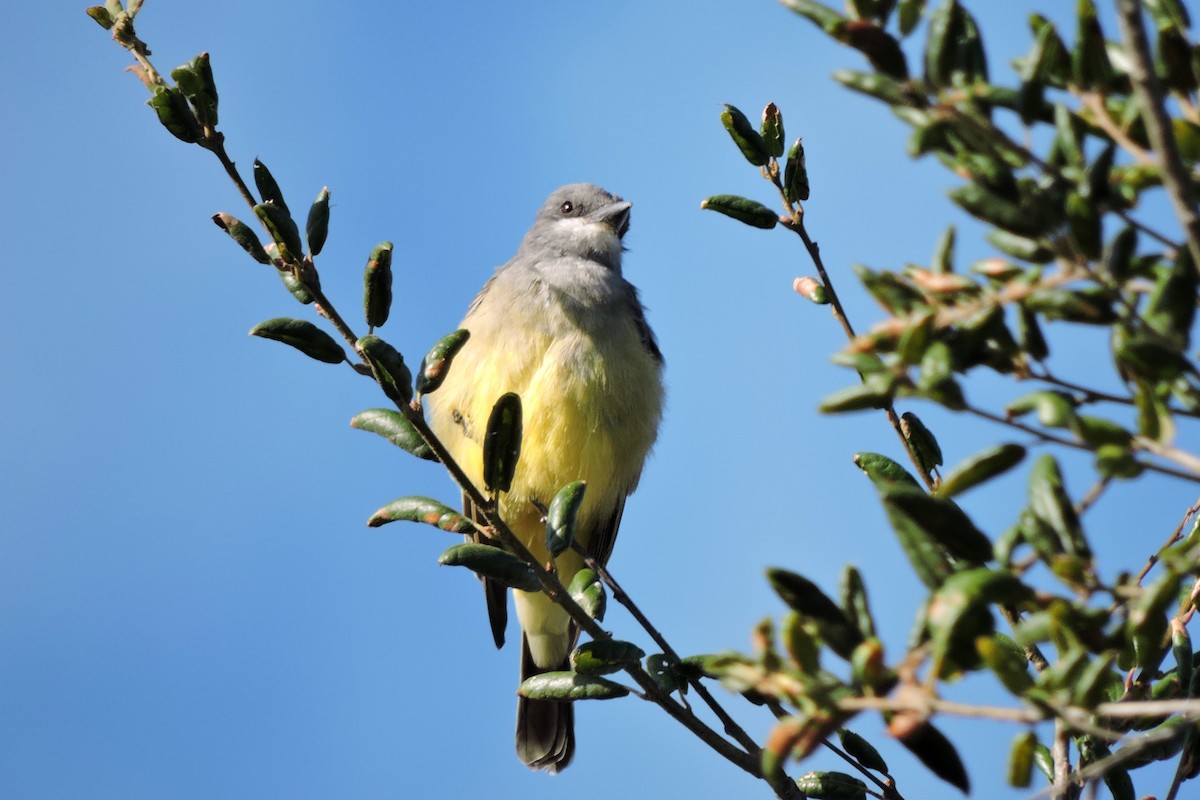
(516, 634, 575, 773)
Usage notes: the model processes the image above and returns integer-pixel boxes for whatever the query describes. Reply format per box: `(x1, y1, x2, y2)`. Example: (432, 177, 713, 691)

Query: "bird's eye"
(559, 201, 574, 215)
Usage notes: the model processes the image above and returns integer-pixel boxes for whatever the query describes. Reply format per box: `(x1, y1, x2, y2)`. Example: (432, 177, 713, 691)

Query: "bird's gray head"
(518, 183, 631, 272)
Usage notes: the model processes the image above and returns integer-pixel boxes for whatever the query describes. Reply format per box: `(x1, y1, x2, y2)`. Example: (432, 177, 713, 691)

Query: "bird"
(425, 183, 664, 773)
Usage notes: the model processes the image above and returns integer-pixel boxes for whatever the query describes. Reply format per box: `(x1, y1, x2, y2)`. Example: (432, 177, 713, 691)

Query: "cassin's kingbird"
(427, 183, 664, 772)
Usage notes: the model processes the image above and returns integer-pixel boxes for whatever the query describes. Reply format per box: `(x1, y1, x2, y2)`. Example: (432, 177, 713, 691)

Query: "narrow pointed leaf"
(838, 729, 889, 774)
(893, 720, 970, 793)
(570, 640, 645, 675)
(369, 496, 472, 532)
(881, 486, 993, 563)
(853, 452, 922, 488)
(416, 329, 470, 396)
(700, 195, 778, 229)
(760, 103, 785, 158)
(767, 568, 864, 658)
(250, 317, 346, 364)
(1008, 731, 1036, 787)
(363, 241, 394, 329)
(936, 443, 1026, 498)
(212, 212, 271, 264)
(794, 771, 868, 799)
(438, 542, 540, 592)
(720, 104, 770, 166)
(517, 672, 629, 700)
(482, 392, 522, 494)
(357, 335, 414, 406)
(568, 568, 606, 622)
(350, 408, 436, 461)
(305, 186, 331, 256)
(545, 480, 587, 557)
(253, 202, 304, 264)
(253, 159, 290, 215)
(784, 138, 810, 203)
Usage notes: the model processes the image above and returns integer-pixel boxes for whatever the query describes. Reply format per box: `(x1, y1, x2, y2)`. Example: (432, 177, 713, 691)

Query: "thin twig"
(1131, 499, 1200, 588)
(779, 198, 937, 490)
(568, 540, 762, 756)
(964, 405, 1200, 483)
(1114, 0, 1200, 271)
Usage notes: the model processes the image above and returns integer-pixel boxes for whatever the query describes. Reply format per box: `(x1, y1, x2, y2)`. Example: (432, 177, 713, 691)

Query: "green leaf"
(1072, 0, 1114, 90)
(517, 671, 629, 700)
(838, 728, 889, 773)
(170, 55, 218, 129)
(1008, 731, 1036, 787)
(1016, 304, 1049, 361)
(276, 266, 313, 304)
(783, 138, 810, 203)
(720, 104, 771, 166)
(249, 317, 346, 364)
(854, 263, 927, 315)
(1028, 454, 1091, 562)
(415, 329, 470, 397)
(839, 565, 877, 640)
(819, 382, 893, 413)
(349, 408, 436, 461)
(900, 411, 942, 473)
(644, 653, 681, 695)
(894, 721, 971, 793)
(305, 186, 331, 256)
(760, 102, 785, 158)
(482, 392, 522, 494)
(570, 639, 645, 675)
(568, 568, 606, 621)
(363, 241, 394, 330)
(977, 634, 1034, 694)
(832, 69, 913, 105)
(931, 225, 956, 274)
(1066, 190, 1102, 260)
(853, 452, 922, 489)
(949, 183, 1055, 237)
(253, 159, 290, 215)
(146, 85, 200, 144)
(1006, 390, 1078, 429)
(368, 496, 472, 532)
(936, 443, 1026, 498)
(253, 202, 304, 264)
(1144, 248, 1197, 347)
(86, 6, 115, 29)
(545, 480, 587, 558)
(1033, 743, 1055, 782)
(1103, 224, 1138, 282)
(842, 20, 909, 80)
(766, 568, 864, 659)
(700, 194, 778, 229)
(897, 0, 924, 36)
(985, 230, 1053, 263)
(779, 0, 848, 34)
(882, 487, 993, 563)
(794, 771, 868, 799)
(438, 542, 541, 592)
(357, 335, 414, 406)
(212, 212, 272, 265)
(782, 613, 821, 674)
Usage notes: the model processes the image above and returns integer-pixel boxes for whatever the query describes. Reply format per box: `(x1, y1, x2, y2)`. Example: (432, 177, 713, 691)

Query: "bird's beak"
(589, 200, 632, 239)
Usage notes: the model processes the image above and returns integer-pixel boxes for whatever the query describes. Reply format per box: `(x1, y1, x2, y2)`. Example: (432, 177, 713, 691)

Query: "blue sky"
(3, 1, 1196, 798)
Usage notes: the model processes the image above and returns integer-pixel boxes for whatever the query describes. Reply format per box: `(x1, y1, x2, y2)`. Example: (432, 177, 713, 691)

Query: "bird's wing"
(586, 495, 627, 569)
(462, 489, 508, 649)
(625, 283, 663, 365)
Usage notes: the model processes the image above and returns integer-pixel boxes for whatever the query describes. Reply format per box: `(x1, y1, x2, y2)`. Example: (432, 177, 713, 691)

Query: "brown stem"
(1114, 0, 1200, 271)
(781, 210, 937, 490)
(568, 540, 762, 755)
